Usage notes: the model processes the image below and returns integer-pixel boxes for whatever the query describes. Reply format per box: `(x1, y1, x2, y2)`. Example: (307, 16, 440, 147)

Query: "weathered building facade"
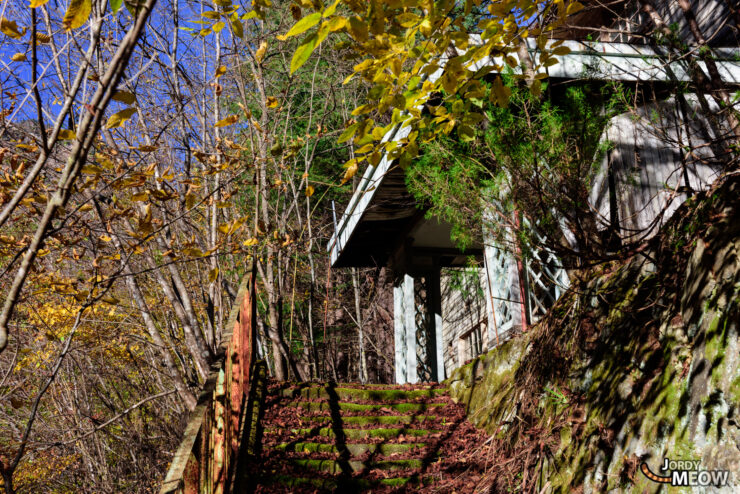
(328, 1, 739, 383)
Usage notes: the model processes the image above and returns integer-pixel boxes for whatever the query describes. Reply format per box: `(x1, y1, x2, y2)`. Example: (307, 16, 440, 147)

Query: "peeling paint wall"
(440, 268, 489, 376)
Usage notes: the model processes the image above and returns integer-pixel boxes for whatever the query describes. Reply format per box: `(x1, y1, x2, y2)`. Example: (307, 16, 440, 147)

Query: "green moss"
(274, 441, 424, 456)
(379, 476, 421, 487)
(704, 313, 729, 387)
(274, 441, 335, 453)
(291, 401, 445, 413)
(291, 458, 425, 474)
(269, 427, 438, 440)
(445, 336, 526, 433)
(300, 414, 436, 425)
(730, 375, 740, 405)
(280, 386, 446, 401)
(671, 436, 696, 460)
(270, 474, 432, 489)
(559, 427, 572, 451)
(270, 475, 331, 489)
(437, 178, 740, 493)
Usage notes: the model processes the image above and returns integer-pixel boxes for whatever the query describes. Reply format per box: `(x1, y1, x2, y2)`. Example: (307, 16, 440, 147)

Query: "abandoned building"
(327, 1, 739, 384)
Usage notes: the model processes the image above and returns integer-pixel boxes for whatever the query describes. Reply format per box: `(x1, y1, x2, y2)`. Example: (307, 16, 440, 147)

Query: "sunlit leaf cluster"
(279, 0, 584, 182)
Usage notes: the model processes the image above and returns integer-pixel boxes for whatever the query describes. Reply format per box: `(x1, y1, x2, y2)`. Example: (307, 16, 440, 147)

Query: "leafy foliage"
(280, 0, 586, 183)
(407, 78, 629, 261)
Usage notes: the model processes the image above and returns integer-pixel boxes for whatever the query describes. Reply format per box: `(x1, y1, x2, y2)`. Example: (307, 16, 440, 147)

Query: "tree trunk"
(267, 296, 289, 380)
(1, 467, 14, 494)
(100, 210, 197, 409)
(145, 252, 210, 381)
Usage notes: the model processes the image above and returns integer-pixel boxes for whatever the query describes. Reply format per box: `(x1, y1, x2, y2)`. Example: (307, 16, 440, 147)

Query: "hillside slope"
(447, 175, 740, 493)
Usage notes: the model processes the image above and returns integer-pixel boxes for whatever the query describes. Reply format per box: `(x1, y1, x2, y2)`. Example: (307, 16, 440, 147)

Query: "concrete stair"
(248, 380, 481, 493)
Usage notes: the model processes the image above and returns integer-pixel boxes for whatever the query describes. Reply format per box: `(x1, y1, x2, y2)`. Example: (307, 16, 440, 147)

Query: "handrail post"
(160, 263, 257, 494)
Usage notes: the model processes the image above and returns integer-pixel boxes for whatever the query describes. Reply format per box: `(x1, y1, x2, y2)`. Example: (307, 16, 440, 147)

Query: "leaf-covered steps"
(290, 458, 425, 474)
(278, 385, 446, 401)
(290, 401, 445, 413)
(265, 426, 439, 440)
(275, 441, 424, 456)
(247, 380, 492, 493)
(301, 414, 437, 425)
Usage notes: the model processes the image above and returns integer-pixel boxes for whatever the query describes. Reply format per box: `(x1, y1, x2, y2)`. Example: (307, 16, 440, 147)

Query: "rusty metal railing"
(160, 266, 257, 494)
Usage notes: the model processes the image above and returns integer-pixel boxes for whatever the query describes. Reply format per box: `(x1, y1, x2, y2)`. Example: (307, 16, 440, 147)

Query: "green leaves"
(124, 0, 147, 17)
(279, 8, 340, 74)
(109, 0, 123, 14)
(552, 46, 571, 56)
(63, 0, 92, 31)
(347, 16, 367, 42)
(290, 32, 318, 74)
(231, 14, 244, 38)
(338, 122, 360, 143)
(396, 13, 420, 28)
(281, 12, 321, 39)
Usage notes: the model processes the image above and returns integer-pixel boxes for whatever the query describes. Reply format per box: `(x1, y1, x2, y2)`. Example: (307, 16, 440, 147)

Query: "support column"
(393, 278, 407, 384)
(403, 274, 418, 384)
(483, 245, 499, 349)
(394, 271, 445, 384)
(427, 269, 445, 383)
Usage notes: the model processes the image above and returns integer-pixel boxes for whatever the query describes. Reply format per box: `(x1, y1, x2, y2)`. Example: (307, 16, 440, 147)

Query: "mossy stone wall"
(446, 178, 740, 493)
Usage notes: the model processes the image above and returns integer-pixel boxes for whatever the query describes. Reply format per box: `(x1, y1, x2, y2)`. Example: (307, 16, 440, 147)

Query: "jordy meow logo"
(641, 457, 731, 487)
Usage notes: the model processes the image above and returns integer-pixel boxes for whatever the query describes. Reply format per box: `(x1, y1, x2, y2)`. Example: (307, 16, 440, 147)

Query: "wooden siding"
(440, 268, 489, 376)
(589, 95, 724, 243)
(608, 0, 739, 46)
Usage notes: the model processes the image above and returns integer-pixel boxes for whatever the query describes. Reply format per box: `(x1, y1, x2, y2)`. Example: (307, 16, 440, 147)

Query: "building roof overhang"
(328, 39, 740, 268)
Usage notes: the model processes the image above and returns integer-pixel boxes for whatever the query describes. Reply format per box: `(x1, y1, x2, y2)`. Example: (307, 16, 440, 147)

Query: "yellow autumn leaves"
(276, 1, 348, 74)
(4, 0, 90, 32)
(273, 0, 587, 186)
(1, 17, 25, 39)
(215, 115, 239, 128)
(3, 0, 115, 67)
(62, 0, 91, 30)
(105, 91, 138, 129)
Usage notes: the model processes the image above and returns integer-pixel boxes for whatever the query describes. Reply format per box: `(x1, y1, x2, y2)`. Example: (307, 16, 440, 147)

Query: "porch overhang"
(328, 39, 740, 268)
